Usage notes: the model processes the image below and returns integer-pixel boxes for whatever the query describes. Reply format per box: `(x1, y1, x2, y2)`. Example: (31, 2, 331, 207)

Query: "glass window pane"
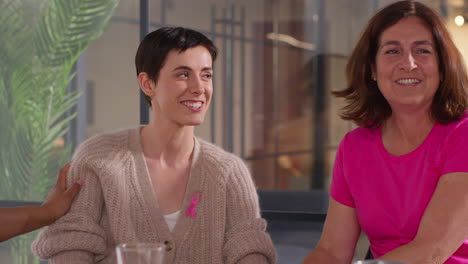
(246, 158, 277, 189)
(3, 0, 468, 262)
(86, 0, 140, 137)
(0, 0, 131, 262)
(140, 0, 377, 190)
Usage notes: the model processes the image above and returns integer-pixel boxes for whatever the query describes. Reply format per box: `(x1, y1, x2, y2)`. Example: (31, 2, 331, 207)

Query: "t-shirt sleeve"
(330, 138, 356, 208)
(441, 120, 468, 175)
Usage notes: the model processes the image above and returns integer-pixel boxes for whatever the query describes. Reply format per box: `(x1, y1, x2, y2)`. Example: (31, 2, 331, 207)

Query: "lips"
(180, 100, 204, 111)
(395, 78, 421, 85)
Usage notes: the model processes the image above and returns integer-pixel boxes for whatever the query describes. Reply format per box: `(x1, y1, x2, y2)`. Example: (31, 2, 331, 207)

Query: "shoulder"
(437, 112, 468, 149)
(444, 111, 468, 132)
(197, 138, 246, 169)
(340, 126, 376, 149)
(435, 111, 468, 173)
(436, 112, 468, 143)
(72, 127, 138, 168)
(334, 126, 379, 165)
(196, 138, 250, 183)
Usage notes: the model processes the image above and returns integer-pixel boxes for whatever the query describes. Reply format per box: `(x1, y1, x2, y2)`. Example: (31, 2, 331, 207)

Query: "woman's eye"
(416, 49, 431, 54)
(178, 72, 189, 78)
(384, 49, 399, 54)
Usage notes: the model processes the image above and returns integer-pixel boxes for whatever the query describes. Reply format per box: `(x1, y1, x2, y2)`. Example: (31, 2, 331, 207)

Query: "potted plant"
(0, 0, 119, 262)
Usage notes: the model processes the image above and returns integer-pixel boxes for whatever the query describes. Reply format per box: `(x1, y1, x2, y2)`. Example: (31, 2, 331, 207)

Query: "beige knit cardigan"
(32, 128, 276, 264)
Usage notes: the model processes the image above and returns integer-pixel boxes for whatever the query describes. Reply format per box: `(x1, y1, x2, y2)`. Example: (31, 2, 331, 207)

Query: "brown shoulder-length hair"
(334, 0, 468, 128)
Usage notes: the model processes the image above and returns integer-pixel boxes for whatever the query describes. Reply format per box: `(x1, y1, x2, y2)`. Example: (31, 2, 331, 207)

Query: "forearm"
(380, 172, 468, 264)
(302, 246, 348, 264)
(223, 220, 276, 264)
(236, 253, 269, 264)
(378, 241, 444, 264)
(0, 206, 52, 242)
(49, 250, 94, 264)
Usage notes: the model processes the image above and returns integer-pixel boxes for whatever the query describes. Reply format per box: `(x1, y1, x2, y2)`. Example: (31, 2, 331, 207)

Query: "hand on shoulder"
(41, 163, 83, 224)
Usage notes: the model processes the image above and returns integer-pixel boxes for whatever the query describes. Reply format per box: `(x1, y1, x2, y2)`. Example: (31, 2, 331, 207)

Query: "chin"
(390, 94, 427, 104)
(391, 99, 431, 111)
(182, 118, 204, 126)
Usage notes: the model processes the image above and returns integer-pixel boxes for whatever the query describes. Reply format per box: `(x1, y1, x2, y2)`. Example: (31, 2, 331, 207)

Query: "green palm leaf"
(35, 0, 119, 67)
(0, 0, 120, 262)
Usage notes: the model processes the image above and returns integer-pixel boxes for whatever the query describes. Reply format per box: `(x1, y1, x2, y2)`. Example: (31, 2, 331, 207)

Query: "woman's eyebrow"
(172, 65, 193, 72)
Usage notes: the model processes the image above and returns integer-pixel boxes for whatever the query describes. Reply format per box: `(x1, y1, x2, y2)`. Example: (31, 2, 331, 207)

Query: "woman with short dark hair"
(32, 27, 276, 264)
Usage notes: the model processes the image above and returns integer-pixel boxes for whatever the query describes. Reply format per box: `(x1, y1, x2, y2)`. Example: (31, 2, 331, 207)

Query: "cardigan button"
(164, 240, 173, 251)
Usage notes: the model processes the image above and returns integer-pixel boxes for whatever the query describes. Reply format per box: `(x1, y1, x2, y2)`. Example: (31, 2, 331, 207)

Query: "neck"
(140, 121, 194, 166)
(383, 108, 434, 148)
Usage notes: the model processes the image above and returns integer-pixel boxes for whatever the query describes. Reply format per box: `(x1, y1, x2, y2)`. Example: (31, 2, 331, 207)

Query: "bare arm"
(0, 164, 82, 242)
(379, 172, 468, 264)
(302, 198, 361, 264)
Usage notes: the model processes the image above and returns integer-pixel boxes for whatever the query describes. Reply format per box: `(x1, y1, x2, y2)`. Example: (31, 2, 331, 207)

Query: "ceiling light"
(455, 15, 465, 26)
(265, 33, 315, 51)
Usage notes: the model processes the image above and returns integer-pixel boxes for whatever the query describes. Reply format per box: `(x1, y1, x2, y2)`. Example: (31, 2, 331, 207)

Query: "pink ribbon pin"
(185, 191, 201, 219)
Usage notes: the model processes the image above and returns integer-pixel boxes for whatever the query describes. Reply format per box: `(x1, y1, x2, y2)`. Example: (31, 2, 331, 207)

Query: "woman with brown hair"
(303, 1, 468, 263)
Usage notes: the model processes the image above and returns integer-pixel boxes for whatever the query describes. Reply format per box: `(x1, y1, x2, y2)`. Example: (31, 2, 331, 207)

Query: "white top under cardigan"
(164, 210, 181, 231)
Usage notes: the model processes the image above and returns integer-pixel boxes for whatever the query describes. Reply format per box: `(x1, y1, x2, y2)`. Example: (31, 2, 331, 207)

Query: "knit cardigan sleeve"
(222, 156, 277, 264)
(31, 141, 107, 263)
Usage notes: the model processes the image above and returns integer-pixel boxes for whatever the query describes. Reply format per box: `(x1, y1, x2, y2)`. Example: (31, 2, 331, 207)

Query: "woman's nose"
(399, 53, 418, 72)
(190, 77, 205, 94)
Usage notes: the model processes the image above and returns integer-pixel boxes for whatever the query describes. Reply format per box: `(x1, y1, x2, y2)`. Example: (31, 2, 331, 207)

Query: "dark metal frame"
(210, 4, 246, 153)
(68, 53, 89, 149)
(0, 201, 41, 207)
(139, 0, 150, 125)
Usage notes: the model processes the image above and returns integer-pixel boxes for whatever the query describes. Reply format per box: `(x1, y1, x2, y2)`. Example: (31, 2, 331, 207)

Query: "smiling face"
(147, 46, 213, 127)
(373, 16, 440, 112)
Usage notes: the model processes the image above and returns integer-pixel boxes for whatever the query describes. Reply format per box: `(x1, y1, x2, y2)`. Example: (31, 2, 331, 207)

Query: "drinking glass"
(116, 242, 166, 264)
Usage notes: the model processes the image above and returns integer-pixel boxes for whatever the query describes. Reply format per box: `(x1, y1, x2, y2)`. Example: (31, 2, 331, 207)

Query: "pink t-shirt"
(330, 113, 468, 263)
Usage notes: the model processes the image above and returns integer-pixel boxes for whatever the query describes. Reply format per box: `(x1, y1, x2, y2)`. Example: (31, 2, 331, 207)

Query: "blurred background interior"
(1, 0, 467, 263)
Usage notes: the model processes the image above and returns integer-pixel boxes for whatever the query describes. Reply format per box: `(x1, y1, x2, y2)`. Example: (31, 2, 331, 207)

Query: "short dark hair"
(334, 0, 468, 128)
(135, 27, 218, 106)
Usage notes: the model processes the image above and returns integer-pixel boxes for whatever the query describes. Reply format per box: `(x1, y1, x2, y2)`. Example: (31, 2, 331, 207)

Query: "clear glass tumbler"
(353, 261, 408, 264)
(116, 242, 166, 264)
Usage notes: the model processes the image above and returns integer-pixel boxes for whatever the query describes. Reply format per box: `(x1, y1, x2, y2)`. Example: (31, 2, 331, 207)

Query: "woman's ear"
(138, 72, 156, 97)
